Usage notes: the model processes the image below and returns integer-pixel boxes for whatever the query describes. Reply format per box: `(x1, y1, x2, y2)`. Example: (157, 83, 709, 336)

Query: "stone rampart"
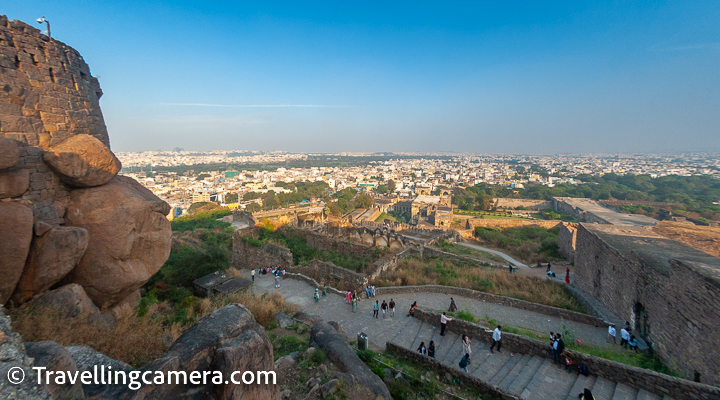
(287, 260, 368, 292)
(493, 198, 552, 210)
(375, 285, 605, 327)
(466, 218, 561, 230)
(413, 308, 720, 400)
(558, 222, 578, 262)
(575, 223, 720, 385)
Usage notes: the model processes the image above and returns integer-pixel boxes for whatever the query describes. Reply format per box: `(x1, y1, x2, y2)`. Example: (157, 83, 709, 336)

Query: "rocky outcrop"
(29, 284, 100, 319)
(310, 321, 391, 399)
(43, 134, 121, 187)
(0, 137, 20, 169)
(119, 304, 278, 399)
(0, 306, 53, 399)
(0, 168, 29, 198)
(0, 202, 33, 304)
(65, 345, 131, 399)
(11, 227, 88, 305)
(63, 176, 172, 309)
(24, 341, 85, 399)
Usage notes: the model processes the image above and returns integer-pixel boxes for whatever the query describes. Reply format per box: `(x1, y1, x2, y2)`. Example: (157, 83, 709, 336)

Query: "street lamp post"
(36, 16, 51, 38)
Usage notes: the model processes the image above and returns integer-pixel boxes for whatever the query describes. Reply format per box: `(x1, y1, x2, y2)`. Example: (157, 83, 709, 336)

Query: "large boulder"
(65, 345, 131, 399)
(118, 304, 278, 399)
(0, 168, 30, 198)
(24, 341, 85, 400)
(310, 321, 391, 400)
(11, 227, 89, 305)
(42, 134, 121, 188)
(63, 176, 171, 309)
(29, 284, 101, 320)
(0, 137, 20, 170)
(0, 202, 33, 305)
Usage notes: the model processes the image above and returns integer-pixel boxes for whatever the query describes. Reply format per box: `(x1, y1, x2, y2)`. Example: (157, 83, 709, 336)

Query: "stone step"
(388, 317, 421, 344)
(467, 347, 494, 376)
(635, 388, 664, 400)
(439, 333, 462, 364)
(661, 396, 674, 400)
(566, 374, 596, 400)
(589, 376, 617, 400)
(508, 355, 545, 395)
(611, 382, 638, 400)
(395, 319, 424, 349)
(489, 353, 523, 386)
(472, 351, 511, 382)
(499, 355, 531, 391)
(519, 358, 556, 399)
(538, 358, 580, 399)
(409, 322, 437, 353)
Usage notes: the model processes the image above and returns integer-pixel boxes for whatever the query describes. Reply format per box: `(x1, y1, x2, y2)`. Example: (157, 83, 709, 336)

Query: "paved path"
(248, 272, 606, 346)
(456, 242, 527, 267)
(248, 272, 671, 400)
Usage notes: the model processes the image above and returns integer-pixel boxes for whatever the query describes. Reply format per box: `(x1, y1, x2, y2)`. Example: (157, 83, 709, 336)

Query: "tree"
(187, 202, 210, 214)
(326, 203, 344, 217)
(225, 192, 238, 203)
(376, 185, 389, 194)
(354, 193, 374, 209)
(245, 203, 261, 212)
(387, 180, 396, 191)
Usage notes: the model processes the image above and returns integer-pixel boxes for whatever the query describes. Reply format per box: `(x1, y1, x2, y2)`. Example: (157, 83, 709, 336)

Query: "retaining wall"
(413, 309, 720, 400)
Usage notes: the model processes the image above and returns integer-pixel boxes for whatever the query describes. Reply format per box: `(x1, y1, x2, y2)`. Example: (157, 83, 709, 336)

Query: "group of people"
(372, 299, 396, 318)
(251, 265, 285, 288)
(607, 322, 639, 352)
(364, 285, 376, 298)
(313, 285, 328, 302)
(543, 263, 571, 284)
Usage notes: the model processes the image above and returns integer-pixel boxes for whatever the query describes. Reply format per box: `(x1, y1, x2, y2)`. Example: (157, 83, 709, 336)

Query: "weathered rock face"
(0, 137, 20, 169)
(29, 283, 100, 319)
(24, 341, 85, 400)
(123, 304, 278, 399)
(11, 227, 89, 305)
(0, 168, 30, 198)
(310, 321, 392, 399)
(63, 176, 171, 309)
(43, 134, 121, 187)
(0, 202, 33, 304)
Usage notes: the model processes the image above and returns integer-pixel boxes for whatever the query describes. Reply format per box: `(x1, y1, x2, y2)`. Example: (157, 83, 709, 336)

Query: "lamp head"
(37, 17, 46, 24)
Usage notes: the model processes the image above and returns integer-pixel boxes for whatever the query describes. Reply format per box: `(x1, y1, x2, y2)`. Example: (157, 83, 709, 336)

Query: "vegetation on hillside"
(473, 225, 560, 263)
(242, 181, 330, 210)
(373, 258, 583, 312)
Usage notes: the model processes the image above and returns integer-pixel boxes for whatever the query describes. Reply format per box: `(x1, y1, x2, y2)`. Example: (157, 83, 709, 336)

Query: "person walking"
(459, 353, 470, 373)
(322, 285, 327, 297)
(628, 335, 639, 352)
(448, 297, 457, 312)
(346, 291, 352, 304)
(274, 274, 280, 289)
(490, 326, 502, 353)
(428, 340, 436, 358)
(389, 299, 396, 317)
(352, 294, 358, 312)
(365, 286, 370, 299)
(462, 335, 472, 361)
(417, 341, 427, 356)
(381, 300, 388, 319)
(251, 268, 255, 281)
(440, 312, 453, 336)
(371, 285, 376, 297)
(373, 300, 379, 318)
(314, 288, 319, 302)
(607, 324, 617, 344)
(620, 326, 630, 348)
(553, 333, 565, 366)
(565, 268, 571, 284)
(578, 388, 595, 400)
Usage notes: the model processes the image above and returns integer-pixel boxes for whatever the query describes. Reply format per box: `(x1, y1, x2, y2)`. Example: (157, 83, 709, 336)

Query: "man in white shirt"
(250, 268, 255, 281)
(607, 324, 617, 344)
(620, 327, 630, 348)
(440, 312, 453, 336)
(490, 326, 502, 353)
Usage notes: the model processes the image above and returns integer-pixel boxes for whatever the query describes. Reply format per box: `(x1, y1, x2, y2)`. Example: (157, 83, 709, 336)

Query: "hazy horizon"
(7, 1, 720, 153)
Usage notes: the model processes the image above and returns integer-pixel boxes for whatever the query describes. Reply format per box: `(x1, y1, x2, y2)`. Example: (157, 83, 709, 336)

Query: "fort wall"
(574, 224, 720, 385)
(493, 198, 552, 210)
(466, 218, 561, 230)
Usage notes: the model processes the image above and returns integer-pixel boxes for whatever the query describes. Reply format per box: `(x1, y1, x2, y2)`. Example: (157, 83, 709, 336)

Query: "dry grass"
(10, 291, 296, 368)
(652, 221, 720, 257)
(373, 258, 584, 312)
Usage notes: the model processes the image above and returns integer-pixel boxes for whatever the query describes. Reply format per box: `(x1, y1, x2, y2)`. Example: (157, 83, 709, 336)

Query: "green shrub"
(456, 310, 477, 323)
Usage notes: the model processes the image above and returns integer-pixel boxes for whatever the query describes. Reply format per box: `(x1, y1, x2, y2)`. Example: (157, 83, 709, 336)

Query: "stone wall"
(385, 342, 518, 400)
(466, 218, 561, 230)
(0, 17, 171, 310)
(558, 222, 578, 262)
(287, 259, 368, 292)
(375, 285, 606, 327)
(574, 224, 720, 385)
(413, 308, 720, 400)
(493, 198, 552, 210)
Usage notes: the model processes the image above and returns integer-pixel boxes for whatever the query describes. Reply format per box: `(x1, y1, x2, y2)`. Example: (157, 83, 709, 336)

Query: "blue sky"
(6, 1, 720, 153)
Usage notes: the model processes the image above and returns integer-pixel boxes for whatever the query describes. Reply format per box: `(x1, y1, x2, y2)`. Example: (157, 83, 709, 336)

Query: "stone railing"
(375, 285, 606, 327)
(413, 309, 720, 400)
(385, 342, 519, 400)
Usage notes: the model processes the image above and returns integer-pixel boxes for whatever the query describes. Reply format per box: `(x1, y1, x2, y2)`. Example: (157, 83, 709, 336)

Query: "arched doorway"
(634, 302, 649, 339)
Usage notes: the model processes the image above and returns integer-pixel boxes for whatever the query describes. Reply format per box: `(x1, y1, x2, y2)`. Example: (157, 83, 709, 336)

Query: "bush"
(456, 310, 477, 323)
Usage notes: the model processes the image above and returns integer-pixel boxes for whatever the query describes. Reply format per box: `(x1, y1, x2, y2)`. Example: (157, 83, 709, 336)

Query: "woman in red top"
(565, 268, 571, 284)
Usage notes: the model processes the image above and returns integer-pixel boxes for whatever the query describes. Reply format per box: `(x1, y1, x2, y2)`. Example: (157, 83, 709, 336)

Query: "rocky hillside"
(0, 16, 171, 312)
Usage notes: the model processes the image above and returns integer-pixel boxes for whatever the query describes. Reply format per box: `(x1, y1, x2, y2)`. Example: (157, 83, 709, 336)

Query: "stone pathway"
(457, 242, 527, 267)
(248, 272, 672, 400)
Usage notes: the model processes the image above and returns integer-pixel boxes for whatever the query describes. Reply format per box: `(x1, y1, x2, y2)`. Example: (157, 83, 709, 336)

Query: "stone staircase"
(387, 318, 673, 400)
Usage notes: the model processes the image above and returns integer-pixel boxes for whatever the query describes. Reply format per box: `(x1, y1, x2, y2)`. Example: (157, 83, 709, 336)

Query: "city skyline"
(6, 1, 720, 153)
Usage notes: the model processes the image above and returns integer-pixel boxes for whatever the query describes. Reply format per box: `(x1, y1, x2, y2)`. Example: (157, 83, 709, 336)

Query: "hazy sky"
(6, 1, 720, 153)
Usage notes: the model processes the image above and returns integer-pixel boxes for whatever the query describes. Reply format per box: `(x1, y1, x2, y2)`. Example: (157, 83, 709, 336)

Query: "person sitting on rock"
(448, 297, 457, 312)
(407, 301, 417, 317)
